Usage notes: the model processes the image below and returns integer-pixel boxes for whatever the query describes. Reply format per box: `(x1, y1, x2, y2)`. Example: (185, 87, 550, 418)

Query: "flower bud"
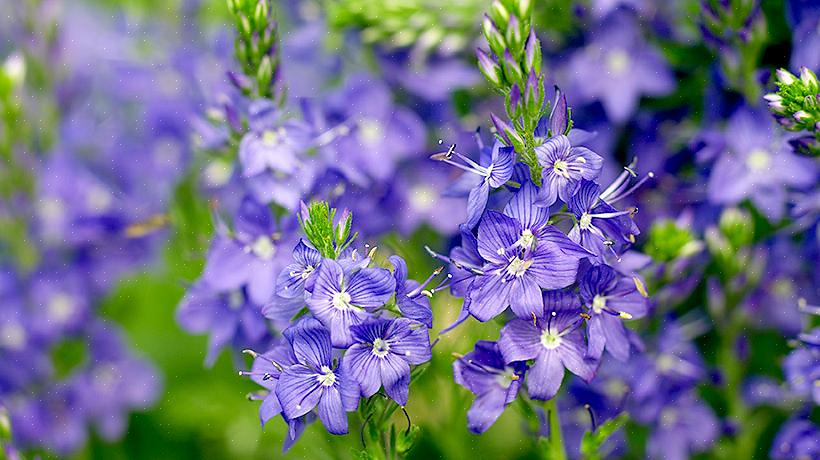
(482, 15, 505, 56)
(524, 28, 541, 74)
(476, 48, 501, 86)
(489, 1, 510, 27)
(793, 110, 810, 122)
(800, 66, 819, 91)
(506, 16, 523, 53)
(501, 49, 523, 84)
(776, 68, 796, 85)
(509, 83, 522, 115)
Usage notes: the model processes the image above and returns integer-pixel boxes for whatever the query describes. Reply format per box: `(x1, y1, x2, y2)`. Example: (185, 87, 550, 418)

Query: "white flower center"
(0, 323, 26, 350)
(495, 368, 519, 388)
(606, 49, 630, 75)
(228, 290, 245, 310)
(746, 148, 771, 172)
(332, 291, 353, 310)
(552, 159, 570, 178)
(317, 366, 337, 387)
(372, 338, 390, 358)
(358, 118, 383, 144)
(262, 129, 283, 146)
(409, 184, 435, 212)
(518, 229, 536, 249)
(660, 407, 678, 428)
(250, 236, 276, 260)
(592, 295, 607, 314)
(86, 185, 112, 212)
(203, 160, 234, 187)
(47, 293, 75, 324)
(505, 257, 533, 277)
(579, 213, 593, 230)
(540, 329, 562, 350)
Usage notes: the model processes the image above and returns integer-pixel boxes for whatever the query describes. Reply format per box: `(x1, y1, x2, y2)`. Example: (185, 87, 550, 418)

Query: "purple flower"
(645, 393, 719, 460)
(342, 317, 431, 406)
(467, 211, 586, 321)
(434, 141, 516, 229)
(389, 256, 434, 328)
(706, 107, 818, 220)
(535, 135, 603, 206)
(248, 342, 297, 427)
(202, 196, 292, 305)
(564, 10, 674, 123)
(770, 418, 820, 460)
(568, 180, 640, 261)
(176, 281, 269, 366)
(580, 264, 648, 361)
(275, 239, 322, 300)
(783, 340, 820, 405)
(453, 341, 526, 434)
(305, 258, 395, 347)
(498, 290, 597, 400)
(275, 317, 359, 434)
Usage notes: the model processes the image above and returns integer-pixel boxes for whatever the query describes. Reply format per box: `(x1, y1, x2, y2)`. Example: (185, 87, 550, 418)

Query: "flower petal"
(527, 351, 565, 400)
(317, 387, 348, 435)
(380, 354, 411, 406)
(498, 319, 542, 363)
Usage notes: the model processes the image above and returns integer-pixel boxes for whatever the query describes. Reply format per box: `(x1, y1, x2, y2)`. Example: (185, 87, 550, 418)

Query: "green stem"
(545, 398, 567, 460)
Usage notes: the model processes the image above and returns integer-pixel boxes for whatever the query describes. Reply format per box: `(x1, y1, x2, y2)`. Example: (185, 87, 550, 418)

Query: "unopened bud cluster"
(478, 0, 548, 183)
(227, 0, 282, 100)
(766, 67, 820, 156)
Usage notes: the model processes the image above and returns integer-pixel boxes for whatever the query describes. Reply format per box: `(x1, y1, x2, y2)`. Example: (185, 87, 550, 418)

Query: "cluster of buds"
(226, 0, 282, 101)
(477, 0, 548, 183)
(699, 0, 766, 100)
(766, 67, 820, 156)
(298, 201, 357, 260)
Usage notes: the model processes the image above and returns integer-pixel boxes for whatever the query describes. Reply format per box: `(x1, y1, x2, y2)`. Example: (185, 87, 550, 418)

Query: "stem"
(545, 398, 567, 460)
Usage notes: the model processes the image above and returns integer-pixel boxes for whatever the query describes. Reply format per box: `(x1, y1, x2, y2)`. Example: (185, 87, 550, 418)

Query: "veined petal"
(558, 330, 596, 382)
(342, 343, 382, 397)
(317, 387, 348, 435)
(586, 315, 606, 361)
(498, 319, 542, 363)
(284, 317, 332, 368)
(601, 314, 630, 361)
(504, 181, 549, 231)
(488, 146, 515, 187)
(347, 268, 395, 310)
(466, 390, 508, 434)
(260, 393, 282, 427)
(509, 278, 544, 320)
(527, 350, 564, 400)
(276, 364, 322, 420)
(388, 318, 432, 365)
(465, 181, 490, 229)
(528, 242, 581, 290)
(380, 353, 411, 406)
(468, 274, 514, 322)
(330, 309, 371, 348)
(477, 211, 521, 263)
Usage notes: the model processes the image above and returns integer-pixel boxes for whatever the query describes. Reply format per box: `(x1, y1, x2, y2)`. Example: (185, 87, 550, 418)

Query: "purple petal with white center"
(275, 364, 322, 420)
(343, 343, 382, 397)
(477, 211, 521, 264)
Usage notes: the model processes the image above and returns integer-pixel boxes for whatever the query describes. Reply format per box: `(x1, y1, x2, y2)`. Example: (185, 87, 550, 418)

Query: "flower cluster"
(0, 3, 198, 454)
(239, 202, 435, 452)
(766, 67, 820, 156)
(441, 99, 651, 434)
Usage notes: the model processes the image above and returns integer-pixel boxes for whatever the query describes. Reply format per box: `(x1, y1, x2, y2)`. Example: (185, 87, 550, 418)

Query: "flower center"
(540, 329, 563, 350)
(579, 213, 593, 230)
(552, 159, 570, 178)
(518, 229, 536, 250)
(228, 290, 245, 310)
(0, 323, 26, 350)
(592, 295, 607, 314)
(358, 118, 383, 144)
(505, 257, 533, 277)
(659, 407, 678, 428)
(317, 366, 337, 387)
(47, 293, 75, 324)
(250, 236, 276, 260)
(332, 291, 353, 310)
(606, 49, 630, 75)
(495, 368, 519, 388)
(372, 338, 390, 358)
(746, 148, 771, 172)
(409, 184, 435, 212)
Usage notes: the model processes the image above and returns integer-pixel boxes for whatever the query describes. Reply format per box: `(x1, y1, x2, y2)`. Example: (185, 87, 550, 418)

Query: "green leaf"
(580, 413, 629, 460)
(396, 424, 420, 455)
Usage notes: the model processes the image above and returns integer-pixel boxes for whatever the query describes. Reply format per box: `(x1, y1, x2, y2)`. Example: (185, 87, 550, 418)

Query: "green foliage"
(644, 220, 699, 263)
(580, 413, 629, 460)
(50, 339, 89, 380)
(299, 201, 358, 260)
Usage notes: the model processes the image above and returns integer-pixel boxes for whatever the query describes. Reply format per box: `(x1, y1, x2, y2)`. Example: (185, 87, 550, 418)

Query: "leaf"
(396, 425, 420, 455)
(580, 413, 629, 460)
